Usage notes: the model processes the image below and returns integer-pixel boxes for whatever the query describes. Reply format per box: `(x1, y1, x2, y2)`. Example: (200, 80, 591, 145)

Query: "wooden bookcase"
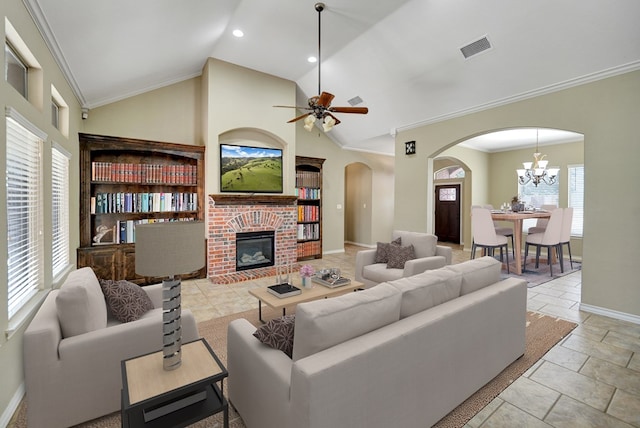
(77, 133, 206, 284)
(295, 156, 325, 260)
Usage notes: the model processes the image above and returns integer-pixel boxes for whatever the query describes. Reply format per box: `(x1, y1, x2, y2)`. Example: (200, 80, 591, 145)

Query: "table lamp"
(135, 221, 205, 370)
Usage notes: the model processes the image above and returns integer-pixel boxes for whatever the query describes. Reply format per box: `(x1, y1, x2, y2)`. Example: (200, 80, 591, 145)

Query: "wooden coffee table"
(249, 279, 363, 322)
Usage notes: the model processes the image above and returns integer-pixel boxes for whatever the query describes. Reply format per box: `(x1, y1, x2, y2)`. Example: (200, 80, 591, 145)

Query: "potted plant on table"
(511, 195, 525, 212)
(299, 264, 315, 289)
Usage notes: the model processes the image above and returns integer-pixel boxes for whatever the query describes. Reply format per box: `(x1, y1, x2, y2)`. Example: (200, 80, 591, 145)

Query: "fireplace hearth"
(236, 231, 275, 271)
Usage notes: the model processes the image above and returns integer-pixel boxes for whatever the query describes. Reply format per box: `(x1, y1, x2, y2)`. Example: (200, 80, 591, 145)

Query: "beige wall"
(83, 77, 202, 145)
(395, 70, 640, 319)
(1, 0, 82, 421)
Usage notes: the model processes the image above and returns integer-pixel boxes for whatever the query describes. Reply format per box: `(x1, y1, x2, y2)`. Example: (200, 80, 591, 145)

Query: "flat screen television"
(220, 144, 283, 193)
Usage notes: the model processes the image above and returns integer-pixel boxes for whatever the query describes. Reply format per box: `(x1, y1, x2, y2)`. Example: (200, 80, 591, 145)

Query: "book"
(312, 276, 351, 289)
(267, 283, 302, 298)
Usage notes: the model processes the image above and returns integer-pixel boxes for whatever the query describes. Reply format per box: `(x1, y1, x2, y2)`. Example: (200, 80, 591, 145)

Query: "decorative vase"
(302, 277, 313, 289)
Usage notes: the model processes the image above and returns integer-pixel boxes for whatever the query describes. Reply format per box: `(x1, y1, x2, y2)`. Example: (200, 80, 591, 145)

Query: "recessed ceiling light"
(307, 56, 317, 63)
(232, 29, 244, 38)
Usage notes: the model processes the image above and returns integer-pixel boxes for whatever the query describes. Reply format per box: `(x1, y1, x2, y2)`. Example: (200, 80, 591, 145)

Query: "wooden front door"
(435, 184, 461, 243)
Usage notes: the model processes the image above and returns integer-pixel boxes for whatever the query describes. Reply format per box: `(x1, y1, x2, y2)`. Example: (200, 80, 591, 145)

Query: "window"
(435, 166, 465, 179)
(51, 99, 60, 129)
(5, 42, 27, 97)
(6, 108, 45, 318)
(52, 144, 71, 277)
(518, 176, 559, 231)
(568, 165, 584, 236)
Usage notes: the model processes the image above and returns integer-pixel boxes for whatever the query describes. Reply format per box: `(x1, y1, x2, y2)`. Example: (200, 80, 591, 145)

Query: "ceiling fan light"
(303, 114, 316, 131)
(323, 115, 336, 132)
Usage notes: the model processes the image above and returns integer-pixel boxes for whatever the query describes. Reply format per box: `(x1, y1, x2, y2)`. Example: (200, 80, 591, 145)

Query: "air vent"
(460, 36, 492, 59)
(348, 96, 363, 106)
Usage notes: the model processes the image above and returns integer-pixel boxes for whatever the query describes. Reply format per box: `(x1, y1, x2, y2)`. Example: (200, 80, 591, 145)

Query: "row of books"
(297, 240, 321, 259)
(295, 187, 320, 200)
(297, 205, 319, 222)
(93, 218, 196, 245)
(91, 192, 198, 214)
(297, 223, 320, 241)
(295, 171, 321, 189)
(91, 162, 197, 185)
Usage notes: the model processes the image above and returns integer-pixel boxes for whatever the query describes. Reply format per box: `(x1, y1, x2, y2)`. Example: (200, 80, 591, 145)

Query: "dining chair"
(523, 208, 564, 276)
(527, 204, 557, 234)
(560, 207, 574, 269)
(471, 207, 510, 273)
(483, 204, 515, 258)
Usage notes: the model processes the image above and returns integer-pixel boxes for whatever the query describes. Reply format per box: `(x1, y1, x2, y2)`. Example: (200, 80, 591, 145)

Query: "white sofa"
(227, 256, 526, 428)
(355, 230, 453, 288)
(23, 267, 200, 428)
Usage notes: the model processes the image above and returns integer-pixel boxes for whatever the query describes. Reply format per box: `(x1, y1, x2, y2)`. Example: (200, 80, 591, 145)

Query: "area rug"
(504, 259, 582, 288)
(8, 309, 576, 428)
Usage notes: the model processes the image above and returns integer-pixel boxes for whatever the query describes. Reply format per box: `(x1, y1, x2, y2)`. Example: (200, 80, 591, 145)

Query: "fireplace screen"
(236, 231, 275, 271)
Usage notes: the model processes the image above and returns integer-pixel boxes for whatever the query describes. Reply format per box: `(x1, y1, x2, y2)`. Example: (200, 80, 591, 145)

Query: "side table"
(121, 338, 228, 428)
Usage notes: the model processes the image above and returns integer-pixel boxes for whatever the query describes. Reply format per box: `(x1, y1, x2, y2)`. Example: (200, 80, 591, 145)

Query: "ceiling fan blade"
(316, 92, 335, 108)
(329, 106, 369, 114)
(287, 113, 313, 123)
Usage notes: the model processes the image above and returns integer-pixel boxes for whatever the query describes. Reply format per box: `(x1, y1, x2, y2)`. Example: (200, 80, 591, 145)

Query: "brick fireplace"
(207, 194, 298, 284)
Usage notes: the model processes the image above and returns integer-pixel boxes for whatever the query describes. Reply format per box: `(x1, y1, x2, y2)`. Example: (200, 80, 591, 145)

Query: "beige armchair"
(23, 267, 200, 428)
(355, 230, 452, 288)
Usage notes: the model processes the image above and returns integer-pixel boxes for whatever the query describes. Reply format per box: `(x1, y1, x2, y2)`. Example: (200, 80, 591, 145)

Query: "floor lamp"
(135, 221, 205, 370)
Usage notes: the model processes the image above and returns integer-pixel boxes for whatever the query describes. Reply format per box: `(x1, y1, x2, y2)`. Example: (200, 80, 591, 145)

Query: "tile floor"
(181, 244, 640, 427)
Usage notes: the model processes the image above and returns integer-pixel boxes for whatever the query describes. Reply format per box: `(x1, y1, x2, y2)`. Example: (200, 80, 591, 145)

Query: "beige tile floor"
(181, 244, 640, 428)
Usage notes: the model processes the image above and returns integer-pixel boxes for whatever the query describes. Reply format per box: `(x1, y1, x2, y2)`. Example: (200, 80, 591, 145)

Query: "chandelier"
(516, 129, 559, 187)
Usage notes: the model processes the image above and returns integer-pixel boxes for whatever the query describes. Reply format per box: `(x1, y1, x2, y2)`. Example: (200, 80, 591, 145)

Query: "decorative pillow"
(56, 267, 108, 338)
(292, 282, 401, 361)
(374, 237, 402, 263)
(99, 279, 154, 323)
(386, 244, 416, 269)
(253, 314, 296, 358)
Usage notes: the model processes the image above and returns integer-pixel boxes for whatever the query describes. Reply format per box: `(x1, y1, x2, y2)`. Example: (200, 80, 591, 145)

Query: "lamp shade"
(135, 221, 205, 278)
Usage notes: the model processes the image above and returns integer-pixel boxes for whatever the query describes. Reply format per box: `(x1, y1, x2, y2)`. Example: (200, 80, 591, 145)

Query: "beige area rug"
(9, 309, 576, 428)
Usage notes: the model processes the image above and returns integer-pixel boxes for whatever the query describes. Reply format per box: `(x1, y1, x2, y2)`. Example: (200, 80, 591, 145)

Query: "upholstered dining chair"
(471, 207, 510, 273)
(483, 205, 515, 258)
(527, 204, 558, 234)
(523, 208, 564, 276)
(560, 207, 574, 269)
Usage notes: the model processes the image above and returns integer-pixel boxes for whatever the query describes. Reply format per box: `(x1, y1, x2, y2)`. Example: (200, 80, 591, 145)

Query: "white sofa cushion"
(392, 230, 437, 258)
(362, 263, 405, 283)
(56, 267, 108, 338)
(445, 256, 501, 295)
(292, 282, 401, 361)
(387, 269, 463, 318)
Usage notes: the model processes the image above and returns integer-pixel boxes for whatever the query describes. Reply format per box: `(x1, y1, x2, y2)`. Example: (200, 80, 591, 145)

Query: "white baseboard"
(580, 303, 640, 325)
(344, 241, 375, 248)
(1, 383, 24, 428)
(322, 248, 345, 255)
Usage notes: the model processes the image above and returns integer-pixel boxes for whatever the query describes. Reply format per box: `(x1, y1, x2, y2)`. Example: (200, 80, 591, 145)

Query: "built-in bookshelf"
(78, 133, 205, 284)
(295, 156, 325, 260)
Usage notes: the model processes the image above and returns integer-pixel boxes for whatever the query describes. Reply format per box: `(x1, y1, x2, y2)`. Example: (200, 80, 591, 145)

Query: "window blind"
(6, 110, 45, 318)
(52, 143, 70, 277)
(568, 165, 584, 237)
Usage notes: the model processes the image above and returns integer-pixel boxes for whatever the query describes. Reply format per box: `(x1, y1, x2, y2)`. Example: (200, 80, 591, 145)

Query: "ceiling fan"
(274, 2, 368, 132)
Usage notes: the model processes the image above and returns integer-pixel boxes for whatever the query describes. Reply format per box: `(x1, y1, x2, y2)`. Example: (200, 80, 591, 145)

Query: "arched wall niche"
(218, 127, 293, 192)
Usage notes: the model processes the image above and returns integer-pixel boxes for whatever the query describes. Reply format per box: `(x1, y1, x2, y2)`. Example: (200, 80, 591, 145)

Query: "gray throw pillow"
(99, 279, 154, 323)
(386, 244, 416, 269)
(374, 237, 402, 263)
(253, 314, 296, 358)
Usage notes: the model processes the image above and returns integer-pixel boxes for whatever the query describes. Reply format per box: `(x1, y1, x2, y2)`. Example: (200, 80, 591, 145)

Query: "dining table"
(490, 210, 552, 275)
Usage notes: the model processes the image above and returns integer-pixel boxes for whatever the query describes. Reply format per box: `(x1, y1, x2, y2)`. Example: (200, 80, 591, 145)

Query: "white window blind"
(568, 165, 584, 236)
(52, 143, 70, 277)
(6, 108, 45, 318)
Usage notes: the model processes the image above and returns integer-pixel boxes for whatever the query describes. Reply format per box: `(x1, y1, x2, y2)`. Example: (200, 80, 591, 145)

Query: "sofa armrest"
(227, 319, 293, 428)
(402, 256, 447, 277)
(143, 283, 164, 308)
(354, 249, 377, 283)
(436, 245, 453, 265)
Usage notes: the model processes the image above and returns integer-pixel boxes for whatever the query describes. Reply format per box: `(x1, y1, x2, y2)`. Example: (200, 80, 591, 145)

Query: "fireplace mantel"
(210, 194, 297, 206)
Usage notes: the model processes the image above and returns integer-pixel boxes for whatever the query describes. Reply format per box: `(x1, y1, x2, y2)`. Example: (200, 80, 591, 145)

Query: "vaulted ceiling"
(25, 0, 640, 155)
